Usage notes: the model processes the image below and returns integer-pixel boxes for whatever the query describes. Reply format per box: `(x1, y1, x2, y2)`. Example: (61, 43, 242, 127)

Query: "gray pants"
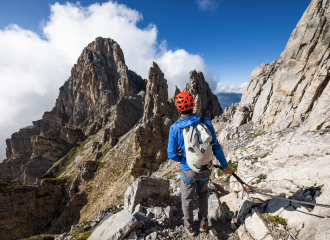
(180, 169, 211, 229)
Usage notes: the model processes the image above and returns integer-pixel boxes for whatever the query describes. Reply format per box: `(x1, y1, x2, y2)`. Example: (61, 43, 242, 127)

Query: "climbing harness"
(213, 165, 330, 209)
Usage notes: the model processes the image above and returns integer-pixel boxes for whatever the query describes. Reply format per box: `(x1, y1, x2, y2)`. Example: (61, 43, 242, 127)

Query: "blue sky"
(0, 0, 311, 86)
(0, 0, 312, 160)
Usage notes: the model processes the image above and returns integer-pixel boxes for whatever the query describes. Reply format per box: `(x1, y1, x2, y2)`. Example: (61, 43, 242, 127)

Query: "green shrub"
(256, 174, 267, 184)
(217, 168, 224, 177)
(316, 122, 326, 131)
(247, 131, 267, 139)
(76, 230, 93, 240)
(270, 215, 287, 225)
(261, 153, 269, 158)
(163, 171, 180, 182)
(228, 160, 238, 173)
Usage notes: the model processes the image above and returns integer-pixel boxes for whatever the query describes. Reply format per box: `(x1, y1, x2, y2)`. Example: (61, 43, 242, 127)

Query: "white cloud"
(0, 1, 222, 160)
(196, 0, 220, 11)
(215, 82, 248, 94)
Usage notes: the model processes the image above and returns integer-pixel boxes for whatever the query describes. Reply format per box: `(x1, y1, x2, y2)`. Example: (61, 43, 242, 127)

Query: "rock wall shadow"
(50, 191, 88, 234)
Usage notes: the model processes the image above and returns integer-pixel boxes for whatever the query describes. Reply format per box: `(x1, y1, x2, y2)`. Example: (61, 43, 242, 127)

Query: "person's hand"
(223, 166, 233, 174)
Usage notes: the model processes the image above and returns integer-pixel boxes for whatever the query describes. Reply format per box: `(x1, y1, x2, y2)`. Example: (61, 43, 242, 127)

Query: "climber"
(167, 91, 232, 236)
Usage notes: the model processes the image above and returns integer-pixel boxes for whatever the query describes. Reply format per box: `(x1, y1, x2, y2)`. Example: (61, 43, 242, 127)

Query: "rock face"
(130, 63, 179, 179)
(0, 180, 86, 240)
(233, 0, 330, 130)
(184, 70, 222, 119)
(130, 66, 222, 179)
(124, 176, 170, 213)
(113, 94, 145, 137)
(141, 62, 168, 124)
(53, 37, 146, 129)
(1, 37, 146, 185)
(1, 125, 86, 185)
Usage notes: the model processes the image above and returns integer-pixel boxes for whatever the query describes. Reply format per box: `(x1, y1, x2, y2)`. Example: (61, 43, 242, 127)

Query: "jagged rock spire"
(141, 62, 168, 124)
(173, 85, 181, 98)
(184, 70, 222, 119)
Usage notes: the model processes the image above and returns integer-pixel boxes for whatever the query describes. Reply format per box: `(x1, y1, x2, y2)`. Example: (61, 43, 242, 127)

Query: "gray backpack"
(183, 118, 214, 172)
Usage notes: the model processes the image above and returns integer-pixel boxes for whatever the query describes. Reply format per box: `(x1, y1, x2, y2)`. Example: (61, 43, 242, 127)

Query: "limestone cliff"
(232, 0, 330, 131)
(131, 62, 179, 179)
(0, 179, 87, 240)
(1, 37, 146, 185)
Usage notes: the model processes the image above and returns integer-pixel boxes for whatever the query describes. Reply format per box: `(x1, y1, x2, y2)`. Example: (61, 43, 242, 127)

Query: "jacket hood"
(174, 115, 201, 129)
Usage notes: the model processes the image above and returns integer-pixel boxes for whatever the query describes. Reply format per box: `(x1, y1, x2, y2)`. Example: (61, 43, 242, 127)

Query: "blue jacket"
(167, 114, 228, 170)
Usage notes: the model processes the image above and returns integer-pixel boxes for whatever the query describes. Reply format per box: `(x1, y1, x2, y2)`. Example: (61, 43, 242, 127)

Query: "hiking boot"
(186, 227, 196, 236)
(199, 222, 208, 233)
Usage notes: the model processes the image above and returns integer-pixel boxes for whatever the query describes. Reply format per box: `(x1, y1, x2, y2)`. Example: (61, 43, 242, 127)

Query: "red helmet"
(175, 92, 195, 112)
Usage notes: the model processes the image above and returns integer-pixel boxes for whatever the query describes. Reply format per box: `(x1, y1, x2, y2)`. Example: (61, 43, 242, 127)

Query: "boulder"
(237, 224, 253, 240)
(208, 193, 226, 226)
(266, 194, 290, 216)
(237, 200, 256, 224)
(220, 192, 244, 219)
(78, 161, 99, 181)
(296, 182, 330, 240)
(124, 177, 170, 213)
(88, 209, 140, 240)
(245, 209, 270, 240)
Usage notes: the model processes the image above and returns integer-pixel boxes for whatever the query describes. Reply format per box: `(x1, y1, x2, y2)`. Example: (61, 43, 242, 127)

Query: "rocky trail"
(19, 123, 330, 240)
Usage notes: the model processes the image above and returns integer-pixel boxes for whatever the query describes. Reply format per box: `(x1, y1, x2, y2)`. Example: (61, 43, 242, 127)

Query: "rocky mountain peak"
(141, 61, 168, 124)
(231, 0, 330, 131)
(51, 37, 146, 129)
(184, 70, 222, 119)
(173, 85, 181, 98)
(1, 37, 147, 186)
